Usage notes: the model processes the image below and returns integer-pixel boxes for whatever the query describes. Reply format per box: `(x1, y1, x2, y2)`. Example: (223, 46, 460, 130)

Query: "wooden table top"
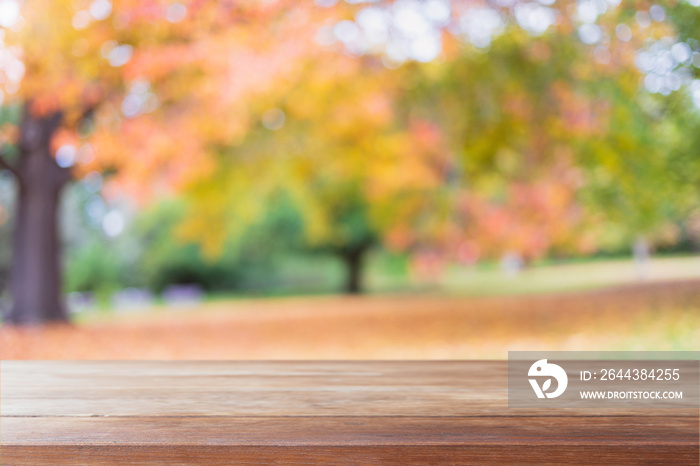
(1, 361, 698, 464)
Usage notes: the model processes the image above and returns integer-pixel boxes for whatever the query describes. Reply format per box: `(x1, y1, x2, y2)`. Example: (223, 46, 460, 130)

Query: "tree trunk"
(3, 108, 71, 325)
(341, 245, 368, 295)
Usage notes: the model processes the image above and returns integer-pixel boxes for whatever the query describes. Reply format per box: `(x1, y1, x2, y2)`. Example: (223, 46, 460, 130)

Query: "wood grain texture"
(1, 361, 698, 464)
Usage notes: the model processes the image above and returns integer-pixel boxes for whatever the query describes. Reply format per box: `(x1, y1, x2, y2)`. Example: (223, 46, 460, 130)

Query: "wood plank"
(3, 416, 698, 445)
(2, 445, 696, 465)
(1, 361, 698, 464)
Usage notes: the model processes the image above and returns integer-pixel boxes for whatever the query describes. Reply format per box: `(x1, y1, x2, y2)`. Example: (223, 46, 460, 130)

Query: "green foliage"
(667, 3, 700, 64)
(303, 183, 378, 255)
(64, 240, 125, 305)
(135, 197, 309, 293)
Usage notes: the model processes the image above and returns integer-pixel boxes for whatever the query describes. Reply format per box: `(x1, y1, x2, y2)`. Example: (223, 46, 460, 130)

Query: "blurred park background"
(1, 0, 700, 358)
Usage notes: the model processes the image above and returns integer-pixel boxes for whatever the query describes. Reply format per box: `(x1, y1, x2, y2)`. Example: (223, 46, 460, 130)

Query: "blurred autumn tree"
(381, 0, 700, 262)
(396, 4, 652, 261)
(178, 48, 455, 294)
(0, 0, 333, 324)
(0, 0, 162, 324)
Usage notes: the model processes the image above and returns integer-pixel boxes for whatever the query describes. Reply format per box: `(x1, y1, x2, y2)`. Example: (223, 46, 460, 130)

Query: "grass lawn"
(439, 255, 700, 295)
